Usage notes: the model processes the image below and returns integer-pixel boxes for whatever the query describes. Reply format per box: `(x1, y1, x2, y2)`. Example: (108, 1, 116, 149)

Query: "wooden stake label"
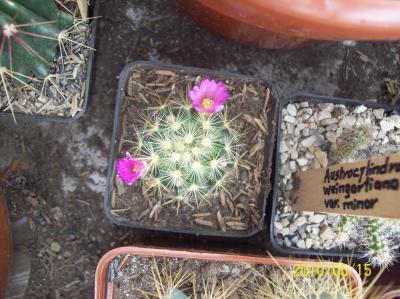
(292, 153, 400, 219)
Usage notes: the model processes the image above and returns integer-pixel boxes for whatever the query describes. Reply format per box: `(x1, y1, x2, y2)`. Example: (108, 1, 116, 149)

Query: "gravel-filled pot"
(269, 93, 400, 267)
(0, 0, 99, 123)
(95, 246, 363, 299)
(105, 61, 277, 237)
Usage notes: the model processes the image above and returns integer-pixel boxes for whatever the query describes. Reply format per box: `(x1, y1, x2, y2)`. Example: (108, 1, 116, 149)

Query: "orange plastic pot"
(175, 0, 400, 48)
(0, 192, 12, 298)
(95, 246, 363, 299)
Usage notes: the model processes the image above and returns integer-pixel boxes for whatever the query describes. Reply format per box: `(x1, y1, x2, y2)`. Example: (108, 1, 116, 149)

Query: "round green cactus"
(133, 101, 240, 206)
(0, 0, 73, 81)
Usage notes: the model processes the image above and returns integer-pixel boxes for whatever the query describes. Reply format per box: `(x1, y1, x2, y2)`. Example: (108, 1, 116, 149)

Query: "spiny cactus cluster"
(336, 216, 400, 267)
(0, 0, 73, 81)
(133, 101, 240, 207)
(330, 127, 373, 163)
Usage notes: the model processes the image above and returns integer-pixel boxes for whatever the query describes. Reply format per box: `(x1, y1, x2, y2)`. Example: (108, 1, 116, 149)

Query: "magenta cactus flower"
(189, 79, 230, 114)
(116, 152, 147, 185)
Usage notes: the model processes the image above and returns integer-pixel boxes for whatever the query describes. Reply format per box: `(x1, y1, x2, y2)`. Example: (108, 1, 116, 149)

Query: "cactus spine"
(0, 0, 73, 81)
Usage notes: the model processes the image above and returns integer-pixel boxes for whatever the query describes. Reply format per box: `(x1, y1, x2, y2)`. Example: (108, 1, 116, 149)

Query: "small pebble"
(286, 104, 297, 116)
(294, 216, 307, 227)
(296, 239, 306, 249)
(314, 149, 328, 167)
(284, 115, 296, 124)
(339, 116, 356, 129)
(373, 109, 385, 120)
(318, 111, 331, 121)
(279, 141, 288, 153)
(51, 242, 61, 253)
(353, 105, 367, 114)
(320, 225, 335, 240)
(380, 118, 396, 131)
(308, 214, 326, 224)
(296, 157, 308, 167)
(301, 135, 316, 147)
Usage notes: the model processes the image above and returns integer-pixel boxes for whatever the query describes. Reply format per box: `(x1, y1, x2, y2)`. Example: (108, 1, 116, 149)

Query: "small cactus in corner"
(363, 219, 400, 267)
(330, 127, 373, 163)
(335, 216, 400, 267)
(0, 0, 73, 81)
(116, 79, 241, 208)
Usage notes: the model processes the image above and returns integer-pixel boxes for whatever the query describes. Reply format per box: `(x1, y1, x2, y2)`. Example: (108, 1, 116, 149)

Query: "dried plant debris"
(110, 67, 276, 233)
(384, 78, 400, 105)
(111, 255, 359, 299)
(0, 0, 95, 118)
(274, 100, 400, 267)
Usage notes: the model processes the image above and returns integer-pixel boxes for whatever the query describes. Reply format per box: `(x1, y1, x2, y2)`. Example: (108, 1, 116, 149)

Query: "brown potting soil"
(109, 66, 276, 234)
(111, 254, 269, 298)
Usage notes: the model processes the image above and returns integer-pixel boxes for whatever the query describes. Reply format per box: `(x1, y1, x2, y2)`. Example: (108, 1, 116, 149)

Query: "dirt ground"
(0, 0, 399, 298)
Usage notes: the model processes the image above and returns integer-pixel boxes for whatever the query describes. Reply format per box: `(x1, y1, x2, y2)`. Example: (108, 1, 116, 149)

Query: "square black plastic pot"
(267, 93, 400, 260)
(0, 0, 100, 123)
(104, 60, 278, 238)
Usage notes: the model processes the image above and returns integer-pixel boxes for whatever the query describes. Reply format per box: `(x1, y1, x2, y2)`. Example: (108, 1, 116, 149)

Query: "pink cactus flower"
(189, 79, 229, 114)
(116, 152, 147, 185)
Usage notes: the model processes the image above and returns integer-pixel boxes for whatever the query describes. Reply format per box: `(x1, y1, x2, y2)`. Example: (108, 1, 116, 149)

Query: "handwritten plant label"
(292, 153, 400, 219)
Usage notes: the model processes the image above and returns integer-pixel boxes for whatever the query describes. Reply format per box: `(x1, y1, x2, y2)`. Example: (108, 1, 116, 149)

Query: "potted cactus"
(94, 246, 365, 299)
(105, 61, 277, 237)
(270, 94, 400, 268)
(0, 0, 98, 122)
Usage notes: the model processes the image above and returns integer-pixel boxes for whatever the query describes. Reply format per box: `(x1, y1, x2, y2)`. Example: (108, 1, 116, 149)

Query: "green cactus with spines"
(134, 101, 240, 207)
(334, 217, 398, 267)
(330, 127, 373, 163)
(0, 0, 73, 81)
(365, 219, 397, 267)
(336, 216, 358, 246)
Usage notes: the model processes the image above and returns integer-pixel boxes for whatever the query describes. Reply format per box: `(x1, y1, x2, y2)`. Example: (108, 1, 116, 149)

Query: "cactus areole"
(0, 0, 73, 81)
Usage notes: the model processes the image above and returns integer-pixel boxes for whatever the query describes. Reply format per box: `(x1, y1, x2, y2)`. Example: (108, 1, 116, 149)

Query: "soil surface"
(0, 0, 400, 297)
(111, 254, 354, 299)
(112, 255, 257, 299)
(110, 65, 275, 236)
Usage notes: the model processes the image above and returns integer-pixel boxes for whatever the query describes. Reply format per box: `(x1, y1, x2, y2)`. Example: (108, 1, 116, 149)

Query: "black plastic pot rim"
(0, 0, 100, 123)
(268, 92, 399, 259)
(104, 60, 278, 238)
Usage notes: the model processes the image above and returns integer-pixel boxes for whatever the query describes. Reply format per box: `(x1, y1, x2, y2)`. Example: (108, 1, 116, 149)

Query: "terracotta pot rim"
(95, 246, 363, 299)
(196, 0, 400, 40)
